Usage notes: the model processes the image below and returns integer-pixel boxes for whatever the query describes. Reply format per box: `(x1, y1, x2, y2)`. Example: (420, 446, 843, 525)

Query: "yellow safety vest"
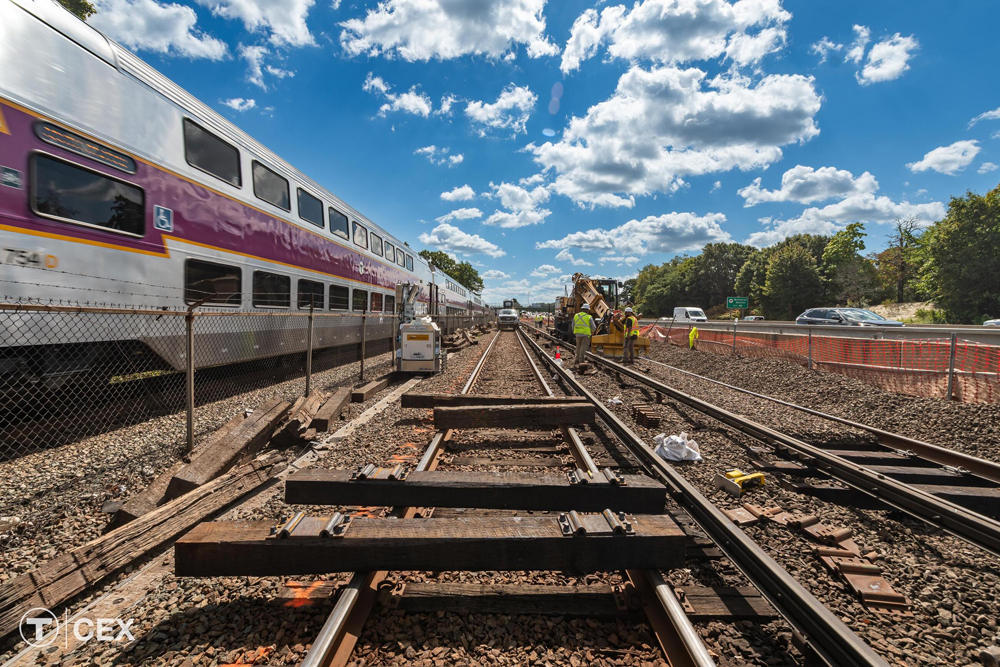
(624, 316, 638, 337)
(573, 312, 593, 335)
(689, 326, 699, 349)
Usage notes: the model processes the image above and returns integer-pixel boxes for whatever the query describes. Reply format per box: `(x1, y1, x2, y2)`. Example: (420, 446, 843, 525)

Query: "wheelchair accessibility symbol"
(154, 205, 173, 232)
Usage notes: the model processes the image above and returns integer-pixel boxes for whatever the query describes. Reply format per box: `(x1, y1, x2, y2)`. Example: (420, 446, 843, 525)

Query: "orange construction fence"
(640, 323, 1000, 404)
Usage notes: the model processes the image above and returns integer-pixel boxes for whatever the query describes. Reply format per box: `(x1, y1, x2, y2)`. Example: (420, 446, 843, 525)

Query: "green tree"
(821, 223, 882, 304)
(417, 250, 484, 293)
(59, 0, 96, 19)
(822, 222, 866, 269)
(734, 249, 767, 310)
(762, 244, 823, 319)
(694, 242, 756, 307)
(923, 186, 1000, 322)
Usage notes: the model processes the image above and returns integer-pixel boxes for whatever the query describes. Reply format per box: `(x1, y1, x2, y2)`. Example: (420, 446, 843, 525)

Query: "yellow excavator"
(553, 273, 650, 359)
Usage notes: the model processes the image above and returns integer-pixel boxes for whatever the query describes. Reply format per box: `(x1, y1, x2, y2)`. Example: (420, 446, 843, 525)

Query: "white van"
(673, 307, 708, 323)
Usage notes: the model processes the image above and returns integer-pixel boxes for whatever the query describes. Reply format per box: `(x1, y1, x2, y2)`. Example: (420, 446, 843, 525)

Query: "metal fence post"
(946, 332, 958, 400)
(185, 307, 196, 454)
(732, 321, 737, 355)
(808, 329, 813, 370)
(359, 311, 367, 382)
(305, 303, 315, 397)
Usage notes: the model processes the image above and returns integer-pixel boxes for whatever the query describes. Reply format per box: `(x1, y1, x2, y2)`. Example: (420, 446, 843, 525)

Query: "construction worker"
(573, 303, 596, 367)
(623, 306, 639, 364)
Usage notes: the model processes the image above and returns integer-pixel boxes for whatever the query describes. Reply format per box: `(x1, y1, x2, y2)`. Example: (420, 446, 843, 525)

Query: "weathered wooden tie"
(165, 396, 290, 500)
(352, 372, 399, 403)
(311, 387, 352, 431)
(284, 468, 666, 513)
(433, 403, 595, 429)
(174, 513, 686, 577)
(401, 393, 590, 409)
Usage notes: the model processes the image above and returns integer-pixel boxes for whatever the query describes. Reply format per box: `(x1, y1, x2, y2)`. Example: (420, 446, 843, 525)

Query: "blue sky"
(87, 0, 1000, 305)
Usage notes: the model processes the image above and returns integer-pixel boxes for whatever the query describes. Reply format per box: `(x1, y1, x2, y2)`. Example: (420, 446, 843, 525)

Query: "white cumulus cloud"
(482, 269, 511, 280)
(978, 162, 998, 174)
(555, 249, 593, 266)
(739, 165, 878, 206)
(363, 73, 433, 117)
(857, 33, 918, 85)
(340, 0, 557, 61)
(419, 223, 506, 258)
(90, 0, 228, 60)
(530, 264, 561, 277)
(537, 212, 730, 256)
(195, 0, 316, 47)
(809, 36, 842, 64)
(746, 194, 946, 247)
(483, 180, 551, 228)
(435, 208, 484, 223)
(559, 0, 791, 74)
(221, 97, 256, 112)
(969, 107, 1000, 128)
(530, 65, 822, 208)
(844, 24, 869, 64)
(441, 185, 476, 201)
(465, 84, 537, 137)
(907, 140, 981, 175)
(415, 146, 463, 167)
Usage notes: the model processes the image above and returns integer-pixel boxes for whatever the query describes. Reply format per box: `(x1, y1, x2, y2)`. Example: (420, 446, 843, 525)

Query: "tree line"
(630, 184, 1000, 324)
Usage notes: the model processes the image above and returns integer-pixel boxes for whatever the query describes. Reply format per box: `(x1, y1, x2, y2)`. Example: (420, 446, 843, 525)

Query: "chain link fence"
(1, 298, 488, 461)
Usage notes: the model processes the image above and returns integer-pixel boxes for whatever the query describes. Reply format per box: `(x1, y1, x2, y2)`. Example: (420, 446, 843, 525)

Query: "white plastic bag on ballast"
(606, 396, 623, 406)
(653, 432, 702, 462)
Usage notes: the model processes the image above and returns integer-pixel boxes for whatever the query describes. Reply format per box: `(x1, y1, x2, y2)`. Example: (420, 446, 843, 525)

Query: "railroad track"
(527, 326, 1000, 557)
(294, 329, 715, 667)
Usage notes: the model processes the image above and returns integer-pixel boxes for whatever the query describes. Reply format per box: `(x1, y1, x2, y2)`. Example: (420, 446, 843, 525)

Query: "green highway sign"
(727, 296, 749, 309)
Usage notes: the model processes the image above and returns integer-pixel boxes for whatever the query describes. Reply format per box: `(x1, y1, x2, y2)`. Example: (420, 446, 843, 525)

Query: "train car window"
(370, 234, 383, 257)
(329, 207, 349, 240)
(252, 270, 290, 308)
(405, 254, 413, 271)
(297, 279, 324, 309)
(352, 288, 369, 313)
(329, 284, 350, 311)
(384, 294, 396, 315)
(297, 189, 323, 228)
(395, 247, 405, 267)
(184, 259, 241, 306)
(384, 242, 395, 263)
(252, 161, 290, 210)
(353, 221, 368, 249)
(183, 119, 241, 186)
(32, 154, 144, 236)
(370, 293, 383, 313)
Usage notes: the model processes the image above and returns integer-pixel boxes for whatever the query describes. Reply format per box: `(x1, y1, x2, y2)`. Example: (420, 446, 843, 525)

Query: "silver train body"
(0, 0, 487, 380)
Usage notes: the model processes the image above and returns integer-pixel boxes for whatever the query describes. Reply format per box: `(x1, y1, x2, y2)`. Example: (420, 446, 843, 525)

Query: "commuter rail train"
(0, 0, 488, 385)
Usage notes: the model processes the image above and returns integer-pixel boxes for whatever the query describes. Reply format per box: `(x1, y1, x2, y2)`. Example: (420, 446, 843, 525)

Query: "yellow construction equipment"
(554, 273, 650, 359)
(714, 469, 766, 497)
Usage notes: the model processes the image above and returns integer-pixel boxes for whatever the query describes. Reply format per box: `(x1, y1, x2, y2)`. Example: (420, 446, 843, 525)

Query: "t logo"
(20, 608, 58, 647)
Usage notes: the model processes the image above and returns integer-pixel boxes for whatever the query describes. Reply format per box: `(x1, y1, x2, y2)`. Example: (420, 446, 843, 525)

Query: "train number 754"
(3, 248, 57, 268)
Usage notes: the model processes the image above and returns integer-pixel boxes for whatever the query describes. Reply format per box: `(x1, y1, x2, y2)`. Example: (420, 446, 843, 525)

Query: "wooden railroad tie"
(432, 403, 596, 430)
(401, 393, 590, 409)
(630, 403, 661, 428)
(284, 467, 667, 513)
(174, 513, 687, 577)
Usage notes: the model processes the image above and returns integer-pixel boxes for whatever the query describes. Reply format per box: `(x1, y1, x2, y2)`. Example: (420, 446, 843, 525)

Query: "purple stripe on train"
(0, 103, 416, 293)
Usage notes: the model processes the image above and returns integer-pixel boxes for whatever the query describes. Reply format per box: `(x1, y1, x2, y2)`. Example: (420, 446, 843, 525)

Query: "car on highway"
(796, 308, 904, 327)
(985, 319, 1000, 327)
(673, 307, 708, 323)
(742, 315, 764, 321)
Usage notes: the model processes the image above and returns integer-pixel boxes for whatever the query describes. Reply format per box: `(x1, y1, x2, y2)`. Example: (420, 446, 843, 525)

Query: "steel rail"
(516, 328, 712, 667)
(638, 356, 1000, 484)
(304, 328, 503, 667)
(533, 326, 1000, 556)
(520, 331, 889, 667)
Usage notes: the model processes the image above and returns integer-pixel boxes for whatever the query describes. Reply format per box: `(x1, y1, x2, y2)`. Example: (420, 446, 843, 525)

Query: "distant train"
(0, 0, 487, 385)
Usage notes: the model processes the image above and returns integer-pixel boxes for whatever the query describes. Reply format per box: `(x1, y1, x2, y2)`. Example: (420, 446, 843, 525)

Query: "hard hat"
(624, 307, 633, 313)
(581, 303, 590, 310)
